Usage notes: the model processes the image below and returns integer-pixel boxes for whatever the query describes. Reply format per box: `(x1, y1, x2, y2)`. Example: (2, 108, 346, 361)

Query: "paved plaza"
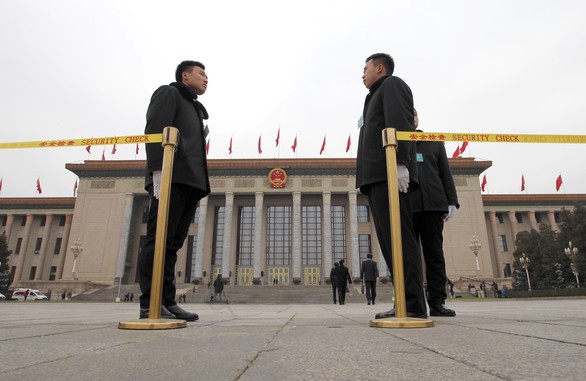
(1, 298, 585, 381)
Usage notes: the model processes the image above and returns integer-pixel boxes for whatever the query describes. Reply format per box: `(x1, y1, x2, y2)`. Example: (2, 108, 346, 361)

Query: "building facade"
(1, 158, 584, 293)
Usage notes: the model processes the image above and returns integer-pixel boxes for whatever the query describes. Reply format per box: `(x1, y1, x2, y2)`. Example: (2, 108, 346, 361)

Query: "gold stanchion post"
(369, 128, 434, 329)
(119, 127, 186, 330)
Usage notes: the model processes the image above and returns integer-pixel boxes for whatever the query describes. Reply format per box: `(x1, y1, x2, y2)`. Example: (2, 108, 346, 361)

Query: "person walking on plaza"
(213, 274, 224, 303)
(334, 259, 352, 305)
(330, 261, 339, 304)
(138, 60, 211, 322)
(356, 53, 427, 319)
(411, 109, 458, 317)
(361, 253, 379, 305)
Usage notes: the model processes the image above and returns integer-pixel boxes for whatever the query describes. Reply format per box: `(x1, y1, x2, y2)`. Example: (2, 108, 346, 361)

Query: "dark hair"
(339, 259, 345, 265)
(366, 53, 394, 75)
(175, 60, 205, 82)
(367, 253, 373, 259)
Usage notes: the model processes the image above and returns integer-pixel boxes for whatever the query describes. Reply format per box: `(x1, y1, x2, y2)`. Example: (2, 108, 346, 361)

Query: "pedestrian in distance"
(138, 60, 211, 322)
(334, 259, 352, 305)
(356, 53, 427, 319)
(330, 261, 339, 304)
(361, 253, 379, 305)
(213, 274, 224, 303)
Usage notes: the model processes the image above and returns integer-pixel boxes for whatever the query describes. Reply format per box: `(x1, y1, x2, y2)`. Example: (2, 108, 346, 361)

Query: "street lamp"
(519, 253, 532, 291)
(70, 239, 83, 280)
(469, 236, 482, 276)
(564, 241, 580, 288)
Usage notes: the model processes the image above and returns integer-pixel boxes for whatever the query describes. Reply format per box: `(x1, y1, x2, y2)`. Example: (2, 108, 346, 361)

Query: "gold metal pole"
(370, 128, 434, 329)
(119, 127, 186, 330)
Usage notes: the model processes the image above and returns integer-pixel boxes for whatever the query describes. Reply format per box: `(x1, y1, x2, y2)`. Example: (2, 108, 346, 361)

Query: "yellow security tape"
(0, 134, 163, 149)
(1, 131, 585, 149)
(396, 131, 586, 143)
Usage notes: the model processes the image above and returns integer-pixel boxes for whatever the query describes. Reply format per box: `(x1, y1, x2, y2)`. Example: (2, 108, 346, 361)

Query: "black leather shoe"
(166, 304, 199, 321)
(374, 308, 428, 319)
(139, 305, 176, 319)
(429, 304, 456, 317)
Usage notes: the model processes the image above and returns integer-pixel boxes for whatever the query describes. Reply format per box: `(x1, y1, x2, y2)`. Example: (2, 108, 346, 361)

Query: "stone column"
(292, 191, 302, 282)
(488, 211, 502, 278)
(35, 214, 54, 280)
(348, 191, 360, 280)
(3, 214, 14, 239)
(57, 214, 73, 279)
(547, 210, 559, 231)
(507, 211, 518, 253)
(12, 214, 34, 286)
(253, 192, 264, 283)
(115, 194, 134, 282)
(528, 211, 539, 231)
(322, 191, 332, 279)
(194, 196, 208, 282)
(222, 192, 234, 284)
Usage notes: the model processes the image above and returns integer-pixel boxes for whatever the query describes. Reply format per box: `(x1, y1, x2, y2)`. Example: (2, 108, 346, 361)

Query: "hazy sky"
(1, 0, 585, 197)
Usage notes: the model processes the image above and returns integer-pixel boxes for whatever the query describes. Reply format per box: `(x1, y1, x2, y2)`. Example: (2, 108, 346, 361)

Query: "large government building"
(1, 157, 584, 294)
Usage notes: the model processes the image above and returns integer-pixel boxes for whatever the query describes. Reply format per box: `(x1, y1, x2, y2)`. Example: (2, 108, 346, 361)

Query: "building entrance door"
(268, 267, 289, 285)
(237, 266, 253, 286)
(304, 266, 320, 285)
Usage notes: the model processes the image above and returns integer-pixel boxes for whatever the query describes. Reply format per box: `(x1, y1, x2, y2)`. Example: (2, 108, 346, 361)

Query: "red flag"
(135, 143, 139, 155)
(275, 128, 280, 147)
(258, 135, 262, 154)
(460, 141, 469, 155)
(86, 145, 91, 154)
(521, 174, 525, 192)
(206, 138, 210, 155)
(319, 136, 326, 155)
(111, 144, 117, 155)
(36, 178, 42, 194)
(452, 146, 460, 158)
(291, 136, 297, 153)
(101, 148, 106, 161)
(481, 175, 487, 192)
(556, 174, 563, 192)
(346, 134, 351, 153)
(0, 177, 3, 193)
(228, 136, 233, 154)
(73, 179, 78, 196)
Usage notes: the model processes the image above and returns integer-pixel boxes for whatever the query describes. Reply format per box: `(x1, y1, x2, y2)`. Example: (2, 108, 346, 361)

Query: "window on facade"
(142, 206, 149, 224)
(266, 206, 291, 266)
(554, 211, 561, 223)
(498, 235, 508, 252)
(192, 208, 200, 224)
(1, 215, 6, 226)
(21, 216, 26, 226)
(59, 215, 66, 226)
(358, 234, 372, 264)
(357, 205, 370, 223)
(302, 205, 321, 265)
(331, 205, 347, 264)
(237, 206, 255, 266)
(212, 207, 225, 266)
(34, 238, 42, 254)
(515, 212, 523, 224)
(15, 237, 22, 254)
(40, 215, 46, 227)
(49, 266, 57, 281)
(535, 212, 542, 223)
(29, 266, 37, 280)
(187, 235, 197, 283)
(495, 213, 504, 224)
(54, 237, 62, 255)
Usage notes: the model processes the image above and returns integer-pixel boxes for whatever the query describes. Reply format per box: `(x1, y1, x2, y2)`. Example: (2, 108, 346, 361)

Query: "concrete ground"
(1, 298, 585, 381)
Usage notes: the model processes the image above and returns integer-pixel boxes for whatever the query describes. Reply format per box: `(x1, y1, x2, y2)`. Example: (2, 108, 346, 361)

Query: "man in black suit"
(356, 53, 427, 319)
(330, 262, 339, 304)
(138, 60, 211, 322)
(361, 253, 379, 305)
(334, 259, 352, 305)
(412, 110, 459, 316)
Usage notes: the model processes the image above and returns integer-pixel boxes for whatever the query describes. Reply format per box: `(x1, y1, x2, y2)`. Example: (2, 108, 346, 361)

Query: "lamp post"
(70, 239, 83, 281)
(469, 236, 482, 276)
(519, 253, 532, 291)
(564, 241, 580, 288)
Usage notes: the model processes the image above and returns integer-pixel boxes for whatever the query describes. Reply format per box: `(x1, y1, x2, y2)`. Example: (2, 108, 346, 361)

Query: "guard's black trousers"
(365, 181, 426, 315)
(138, 184, 199, 309)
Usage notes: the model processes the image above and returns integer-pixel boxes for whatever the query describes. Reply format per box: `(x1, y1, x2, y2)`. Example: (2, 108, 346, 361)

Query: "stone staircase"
(73, 282, 395, 304)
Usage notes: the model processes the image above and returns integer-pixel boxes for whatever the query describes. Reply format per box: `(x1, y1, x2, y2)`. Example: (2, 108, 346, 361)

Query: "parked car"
(0, 292, 6, 300)
(10, 289, 49, 301)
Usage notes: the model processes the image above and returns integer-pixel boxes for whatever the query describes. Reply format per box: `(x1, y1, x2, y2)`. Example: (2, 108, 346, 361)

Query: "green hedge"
(512, 288, 586, 298)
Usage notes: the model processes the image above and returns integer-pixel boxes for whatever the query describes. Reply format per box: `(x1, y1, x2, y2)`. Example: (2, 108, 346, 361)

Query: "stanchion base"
(369, 317, 435, 329)
(118, 318, 187, 330)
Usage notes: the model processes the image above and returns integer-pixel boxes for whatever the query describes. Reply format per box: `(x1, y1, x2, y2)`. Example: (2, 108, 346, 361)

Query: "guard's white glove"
(397, 165, 409, 193)
(152, 170, 162, 199)
(445, 205, 458, 221)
